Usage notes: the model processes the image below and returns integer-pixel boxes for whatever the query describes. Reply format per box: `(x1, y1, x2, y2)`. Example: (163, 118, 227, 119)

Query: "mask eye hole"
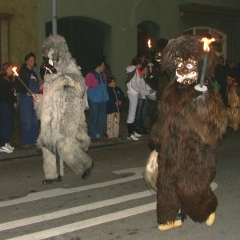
(186, 63, 193, 69)
(177, 62, 183, 68)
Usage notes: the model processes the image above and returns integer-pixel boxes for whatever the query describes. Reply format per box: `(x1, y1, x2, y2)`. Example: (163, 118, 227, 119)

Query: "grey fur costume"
(34, 35, 92, 180)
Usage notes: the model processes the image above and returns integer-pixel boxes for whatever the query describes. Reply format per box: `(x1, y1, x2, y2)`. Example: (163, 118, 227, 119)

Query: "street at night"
(0, 129, 240, 240)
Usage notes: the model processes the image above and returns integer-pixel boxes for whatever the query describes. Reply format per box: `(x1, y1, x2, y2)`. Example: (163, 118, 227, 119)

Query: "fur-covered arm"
(34, 94, 43, 119)
(59, 76, 90, 151)
(188, 87, 228, 144)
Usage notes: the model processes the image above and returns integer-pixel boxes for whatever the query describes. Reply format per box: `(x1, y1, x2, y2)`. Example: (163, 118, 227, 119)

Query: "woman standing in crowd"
(125, 57, 142, 141)
(0, 62, 17, 153)
(132, 62, 155, 135)
(15, 52, 40, 149)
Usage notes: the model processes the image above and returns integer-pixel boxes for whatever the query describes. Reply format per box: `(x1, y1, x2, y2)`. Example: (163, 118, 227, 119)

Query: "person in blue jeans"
(0, 62, 17, 153)
(85, 58, 109, 143)
(15, 52, 40, 149)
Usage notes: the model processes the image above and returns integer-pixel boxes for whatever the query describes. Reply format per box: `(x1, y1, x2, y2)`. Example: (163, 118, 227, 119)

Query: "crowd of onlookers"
(0, 52, 156, 154)
(1, 47, 240, 154)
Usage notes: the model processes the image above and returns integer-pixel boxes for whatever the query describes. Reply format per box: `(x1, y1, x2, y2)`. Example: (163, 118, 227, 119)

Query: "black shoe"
(42, 179, 54, 184)
(42, 175, 62, 184)
(55, 175, 62, 182)
(82, 162, 94, 180)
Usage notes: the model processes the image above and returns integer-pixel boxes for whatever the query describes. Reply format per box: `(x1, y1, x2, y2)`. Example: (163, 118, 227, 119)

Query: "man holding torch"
(14, 52, 40, 149)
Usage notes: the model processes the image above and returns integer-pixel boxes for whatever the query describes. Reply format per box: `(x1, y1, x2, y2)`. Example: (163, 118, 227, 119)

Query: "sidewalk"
(0, 99, 150, 161)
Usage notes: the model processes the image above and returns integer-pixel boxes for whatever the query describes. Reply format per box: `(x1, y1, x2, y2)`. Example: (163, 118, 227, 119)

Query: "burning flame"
(148, 39, 152, 48)
(12, 66, 19, 76)
(201, 37, 215, 52)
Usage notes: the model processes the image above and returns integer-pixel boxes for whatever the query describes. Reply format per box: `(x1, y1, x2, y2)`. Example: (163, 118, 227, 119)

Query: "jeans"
(0, 102, 15, 146)
(88, 101, 107, 139)
(19, 93, 39, 146)
(135, 98, 146, 133)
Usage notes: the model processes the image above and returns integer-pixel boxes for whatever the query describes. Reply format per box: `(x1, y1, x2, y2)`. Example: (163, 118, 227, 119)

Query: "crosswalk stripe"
(0, 190, 155, 231)
(6, 202, 156, 240)
(0, 167, 144, 208)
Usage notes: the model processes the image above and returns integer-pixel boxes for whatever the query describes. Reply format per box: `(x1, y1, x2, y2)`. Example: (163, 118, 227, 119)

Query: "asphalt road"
(0, 129, 239, 240)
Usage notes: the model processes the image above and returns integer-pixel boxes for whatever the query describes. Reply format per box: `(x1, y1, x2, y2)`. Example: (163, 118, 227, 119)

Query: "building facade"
(1, 0, 240, 90)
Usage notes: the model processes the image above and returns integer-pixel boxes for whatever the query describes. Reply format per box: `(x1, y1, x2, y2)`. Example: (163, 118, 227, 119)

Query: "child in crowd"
(106, 77, 125, 139)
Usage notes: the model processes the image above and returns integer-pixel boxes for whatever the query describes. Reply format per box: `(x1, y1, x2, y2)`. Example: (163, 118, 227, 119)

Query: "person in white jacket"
(132, 62, 155, 134)
(125, 57, 142, 140)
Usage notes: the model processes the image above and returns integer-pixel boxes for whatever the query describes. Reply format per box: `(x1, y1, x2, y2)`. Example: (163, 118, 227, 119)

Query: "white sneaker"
(0, 144, 13, 153)
(127, 134, 139, 141)
(6, 143, 15, 150)
(133, 132, 141, 138)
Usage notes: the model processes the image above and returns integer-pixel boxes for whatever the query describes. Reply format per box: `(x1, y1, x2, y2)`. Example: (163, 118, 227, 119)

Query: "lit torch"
(148, 39, 152, 64)
(12, 66, 34, 95)
(194, 37, 215, 92)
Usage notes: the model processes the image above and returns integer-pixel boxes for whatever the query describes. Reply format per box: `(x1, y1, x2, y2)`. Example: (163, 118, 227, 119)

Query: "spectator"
(0, 62, 17, 153)
(15, 52, 40, 149)
(125, 57, 142, 140)
(106, 77, 125, 139)
(132, 62, 155, 134)
(226, 60, 240, 84)
(85, 57, 109, 143)
(214, 57, 227, 106)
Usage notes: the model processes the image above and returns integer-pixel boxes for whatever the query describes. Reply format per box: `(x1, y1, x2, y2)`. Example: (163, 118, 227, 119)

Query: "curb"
(0, 135, 148, 162)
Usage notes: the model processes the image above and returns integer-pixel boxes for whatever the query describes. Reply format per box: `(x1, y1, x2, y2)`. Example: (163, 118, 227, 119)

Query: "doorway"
(137, 20, 160, 60)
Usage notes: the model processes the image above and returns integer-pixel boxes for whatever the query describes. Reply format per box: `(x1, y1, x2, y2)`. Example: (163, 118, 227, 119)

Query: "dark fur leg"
(157, 178, 181, 224)
(178, 183, 217, 223)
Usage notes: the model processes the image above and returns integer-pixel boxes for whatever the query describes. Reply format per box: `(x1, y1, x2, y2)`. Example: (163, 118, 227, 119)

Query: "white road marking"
(0, 167, 145, 208)
(6, 203, 156, 240)
(0, 190, 155, 231)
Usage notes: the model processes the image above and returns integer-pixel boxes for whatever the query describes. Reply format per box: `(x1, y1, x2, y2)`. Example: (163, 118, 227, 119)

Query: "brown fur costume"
(147, 35, 227, 224)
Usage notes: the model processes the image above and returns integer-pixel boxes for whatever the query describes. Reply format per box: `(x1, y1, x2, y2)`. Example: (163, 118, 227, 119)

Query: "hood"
(126, 65, 136, 73)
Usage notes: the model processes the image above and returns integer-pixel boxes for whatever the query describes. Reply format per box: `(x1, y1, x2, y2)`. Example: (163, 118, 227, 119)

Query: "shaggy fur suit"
(34, 35, 92, 180)
(145, 35, 228, 225)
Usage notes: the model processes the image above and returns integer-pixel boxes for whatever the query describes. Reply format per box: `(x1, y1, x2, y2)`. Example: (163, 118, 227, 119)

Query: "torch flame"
(12, 66, 19, 76)
(201, 37, 215, 52)
(148, 39, 152, 48)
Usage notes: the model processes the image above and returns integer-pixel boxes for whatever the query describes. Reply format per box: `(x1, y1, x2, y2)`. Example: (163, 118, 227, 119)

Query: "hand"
(118, 101, 122, 105)
(32, 94, 41, 102)
(26, 92, 31, 97)
(85, 107, 89, 110)
(14, 103, 17, 108)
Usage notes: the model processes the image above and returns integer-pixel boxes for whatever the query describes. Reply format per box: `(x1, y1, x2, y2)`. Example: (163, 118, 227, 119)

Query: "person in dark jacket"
(14, 52, 40, 148)
(0, 62, 17, 153)
(214, 57, 227, 106)
(106, 77, 125, 139)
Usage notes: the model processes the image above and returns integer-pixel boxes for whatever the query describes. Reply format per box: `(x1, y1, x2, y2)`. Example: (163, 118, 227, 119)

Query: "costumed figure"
(227, 76, 240, 130)
(34, 35, 93, 184)
(143, 35, 227, 231)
